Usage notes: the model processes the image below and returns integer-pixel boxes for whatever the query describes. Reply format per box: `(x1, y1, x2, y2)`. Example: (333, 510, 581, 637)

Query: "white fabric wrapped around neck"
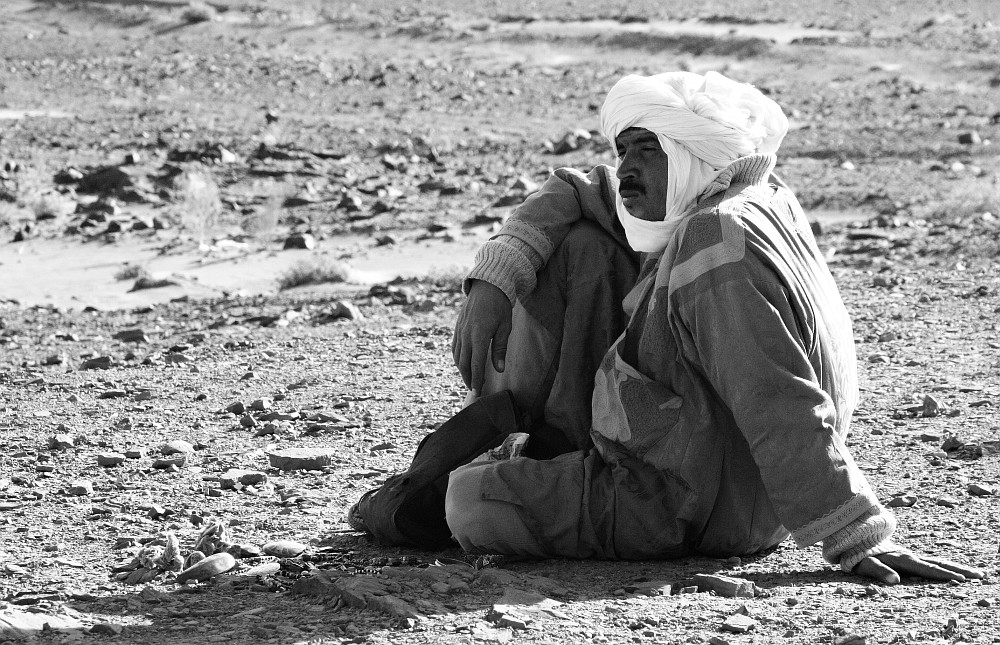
(600, 71, 789, 252)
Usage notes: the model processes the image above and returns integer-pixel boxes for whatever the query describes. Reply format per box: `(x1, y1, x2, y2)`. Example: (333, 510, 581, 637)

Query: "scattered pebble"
(936, 495, 960, 508)
(97, 452, 126, 467)
(722, 614, 756, 633)
(968, 483, 995, 497)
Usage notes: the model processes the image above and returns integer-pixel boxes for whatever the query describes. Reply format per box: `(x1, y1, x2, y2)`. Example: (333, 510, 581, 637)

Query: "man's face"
(614, 128, 669, 222)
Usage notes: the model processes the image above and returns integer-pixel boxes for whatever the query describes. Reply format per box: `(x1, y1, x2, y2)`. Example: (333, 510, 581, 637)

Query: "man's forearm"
(464, 165, 621, 302)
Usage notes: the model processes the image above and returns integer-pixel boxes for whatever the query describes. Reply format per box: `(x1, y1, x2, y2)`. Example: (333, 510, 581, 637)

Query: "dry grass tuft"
(114, 264, 148, 281)
(242, 194, 282, 239)
(277, 258, 352, 290)
(171, 167, 222, 244)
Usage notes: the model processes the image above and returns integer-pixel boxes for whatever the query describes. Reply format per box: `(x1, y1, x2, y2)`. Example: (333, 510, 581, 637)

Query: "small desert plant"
(171, 167, 222, 245)
(31, 191, 72, 222)
(114, 264, 148, 281)
(242, 194, 282, 239)
(424, 265, 470, 293)
(277, 258, 352, 290)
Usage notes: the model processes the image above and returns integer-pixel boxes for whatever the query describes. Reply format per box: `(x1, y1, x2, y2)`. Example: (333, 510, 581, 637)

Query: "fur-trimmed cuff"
(821, 505, 898, 572)
(464, 237, 538, 303)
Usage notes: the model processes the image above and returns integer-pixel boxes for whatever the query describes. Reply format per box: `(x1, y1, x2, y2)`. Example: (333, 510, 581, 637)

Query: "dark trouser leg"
(481, 221, 638, 456)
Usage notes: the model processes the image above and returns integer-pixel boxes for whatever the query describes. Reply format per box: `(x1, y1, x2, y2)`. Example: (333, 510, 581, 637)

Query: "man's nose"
(616, 153, 637, 181)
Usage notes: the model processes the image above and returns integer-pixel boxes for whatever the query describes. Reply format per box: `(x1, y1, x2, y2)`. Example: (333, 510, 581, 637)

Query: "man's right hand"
(452, 280, 513, 395)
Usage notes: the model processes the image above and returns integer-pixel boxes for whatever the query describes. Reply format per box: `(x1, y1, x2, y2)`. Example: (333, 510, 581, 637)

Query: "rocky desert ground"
(1, 1, 999, 643)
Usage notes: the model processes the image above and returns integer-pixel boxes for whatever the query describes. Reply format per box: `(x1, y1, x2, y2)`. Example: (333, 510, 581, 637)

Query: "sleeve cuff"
(821, 505, 898, 572)
(464, 237, 538, 303)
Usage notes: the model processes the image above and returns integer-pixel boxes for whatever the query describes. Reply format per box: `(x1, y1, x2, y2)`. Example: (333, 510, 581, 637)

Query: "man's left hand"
(855, 551, 985, 584)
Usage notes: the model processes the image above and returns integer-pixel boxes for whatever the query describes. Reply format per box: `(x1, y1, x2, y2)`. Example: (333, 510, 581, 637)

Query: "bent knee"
(555, 221, 637, 279)
(445, 463, 545, 556)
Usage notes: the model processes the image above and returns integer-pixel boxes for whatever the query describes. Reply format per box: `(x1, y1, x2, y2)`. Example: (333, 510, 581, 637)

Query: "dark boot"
(347, 390, 526, 549)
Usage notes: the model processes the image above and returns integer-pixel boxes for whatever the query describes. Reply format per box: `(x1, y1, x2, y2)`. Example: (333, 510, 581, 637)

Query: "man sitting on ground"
(350, 70, 983, 585)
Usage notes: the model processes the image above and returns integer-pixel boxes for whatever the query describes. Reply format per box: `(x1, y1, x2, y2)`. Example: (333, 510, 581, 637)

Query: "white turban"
(599, 71, 789, 252)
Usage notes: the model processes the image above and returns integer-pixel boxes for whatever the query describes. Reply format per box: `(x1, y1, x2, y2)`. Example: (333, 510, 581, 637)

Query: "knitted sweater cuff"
(464, 236, 540, 303)
(821, 505, 898, 573)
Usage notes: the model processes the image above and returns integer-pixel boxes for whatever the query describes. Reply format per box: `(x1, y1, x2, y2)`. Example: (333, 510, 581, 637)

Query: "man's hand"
(855, 551, 985, 585)
(452, 280, 513, 394)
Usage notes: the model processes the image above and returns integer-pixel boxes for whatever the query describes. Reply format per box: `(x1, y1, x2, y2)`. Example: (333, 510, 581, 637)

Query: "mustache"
(618, 180, 643, 194)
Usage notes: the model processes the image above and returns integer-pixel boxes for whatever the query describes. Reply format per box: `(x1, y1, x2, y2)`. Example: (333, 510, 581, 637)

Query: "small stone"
(90, 623, 125, 636)
(239, 414, 257, 428)
(327, 300, 363, 321)
(922, 394, 942, 417)
(936, 495, 960, 508)
(968, 483, 995, 497)
(834, 633, 867, 645)
(722, 614, 756, 633)
(97, 452, 126, 467)
(888, 495, 918, 508)
(283, 232, 316, 250)
(160, 439, 194, 455)
(175, 552, 236, 583)
(977, 598, 994, 608)
(147, 504, 169, 519)
(693, 573, 756, 598)
(68, 480, 93, 496)
(630, 580, 673, 596)
(249, 397, 272, 411)
(81, 356, 114, 370)
(266, 447, 337, 471)
(152, 455, 188, 469)
(134, 390, 154, 401)
(225, 401, 246, 415)
(112, 329, 149, 343)
(219, 469, 269, 490)
(48, 433, 76, 450)
(125, 447, 146, 459)
(237, 544, 263, 558)
(957, 131, 982, 145)
(113, 536, 139, 549)
(511, 175, 540, 193)
(164, 352, 190, 364)
(130, 276, 179, 291)
(261, 539, 308, 557)
(430, 581, 451, 594)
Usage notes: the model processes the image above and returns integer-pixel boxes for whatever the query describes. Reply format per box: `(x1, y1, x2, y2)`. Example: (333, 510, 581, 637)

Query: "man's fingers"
(491, 316, 512, 374)
(855, 557, 900, 585)
(911, 556, 985, 580)
(469, 335, 489, 395)
(455, 340, 472, 389)
(874, 553, 967, 582)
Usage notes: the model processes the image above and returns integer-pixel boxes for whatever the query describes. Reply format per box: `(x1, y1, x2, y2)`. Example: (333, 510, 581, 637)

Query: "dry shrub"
(243, 194, 282, 239)
(277, 258, 352, 290)
(114, 264, 148, 281)
(424, 265, 470, 293)
(171, 167, 222, 244)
